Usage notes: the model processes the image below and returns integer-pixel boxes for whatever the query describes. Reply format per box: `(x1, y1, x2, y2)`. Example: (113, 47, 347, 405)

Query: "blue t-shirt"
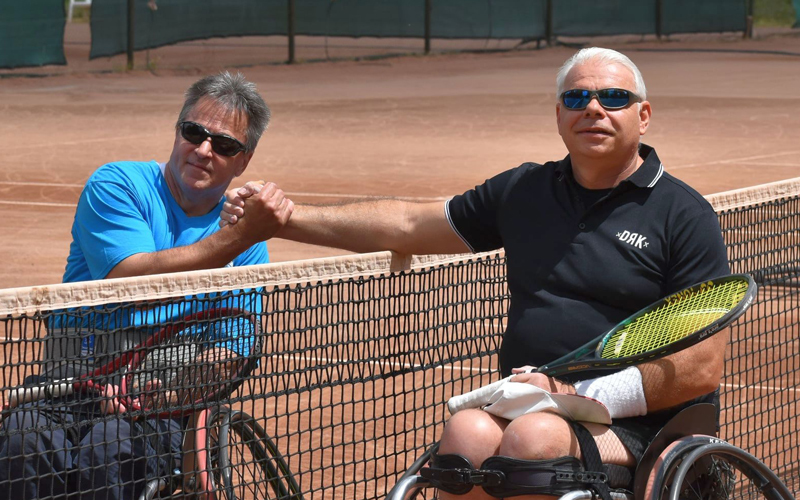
(51, 161, 268, 358)
(63, 160, 267, 282)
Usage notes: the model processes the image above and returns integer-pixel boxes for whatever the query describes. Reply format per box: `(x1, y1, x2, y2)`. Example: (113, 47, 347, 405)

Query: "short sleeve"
(74, 179, 157, 279)
(666, 204, 731, 291)
(445, 167, 520, 253)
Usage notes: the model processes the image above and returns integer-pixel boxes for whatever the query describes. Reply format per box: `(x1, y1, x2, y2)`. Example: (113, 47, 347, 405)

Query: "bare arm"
(639, 327, 729, 411)
(512, 327, 729, 412)
(228, 183, 470, 256)
(106, 184, 293, 279)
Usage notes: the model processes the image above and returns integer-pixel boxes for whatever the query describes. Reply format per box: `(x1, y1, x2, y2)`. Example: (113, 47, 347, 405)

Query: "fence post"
(127, 0, 135, 70)
(744, 0, 754, 39)
(288, 0, 296, 64)
(424, 0, 432, 54)
(545, 0, 553, 46)
(655, 0, 663, 39)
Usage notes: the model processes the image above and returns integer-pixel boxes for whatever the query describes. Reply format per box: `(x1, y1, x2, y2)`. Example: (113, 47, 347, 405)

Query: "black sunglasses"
(560, 88, 642, 110)
(179, 121, 247, 157)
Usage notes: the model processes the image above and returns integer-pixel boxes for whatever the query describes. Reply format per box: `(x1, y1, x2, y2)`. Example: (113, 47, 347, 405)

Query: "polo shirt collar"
(625, 144, 664, 188)
(555, 143, 664, 190)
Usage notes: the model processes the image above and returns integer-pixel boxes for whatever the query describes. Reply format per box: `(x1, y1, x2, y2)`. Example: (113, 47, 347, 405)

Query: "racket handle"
(447, 376, 514, 415)
(6, 382, 74, 408)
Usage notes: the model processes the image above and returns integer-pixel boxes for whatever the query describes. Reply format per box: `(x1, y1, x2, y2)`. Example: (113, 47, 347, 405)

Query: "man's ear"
(639, 101, 652, 136)
(235, 151, 255, 177)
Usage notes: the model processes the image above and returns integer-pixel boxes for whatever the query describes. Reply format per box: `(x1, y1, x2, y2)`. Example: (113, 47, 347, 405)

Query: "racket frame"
(4, 307, 262, 417)
(537, 274, 757, 378)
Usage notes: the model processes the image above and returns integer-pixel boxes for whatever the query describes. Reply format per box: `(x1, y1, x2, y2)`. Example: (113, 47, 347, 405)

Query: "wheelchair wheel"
(216, 409, 303, 500)
(648, 436, 793, 500)
(203, 406, 229, 498)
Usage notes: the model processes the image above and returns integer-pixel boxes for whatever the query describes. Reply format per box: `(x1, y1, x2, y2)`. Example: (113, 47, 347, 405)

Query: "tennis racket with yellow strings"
(538, 273, 757, 378)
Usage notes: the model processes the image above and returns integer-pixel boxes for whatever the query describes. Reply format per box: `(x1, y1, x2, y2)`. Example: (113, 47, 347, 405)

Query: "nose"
(583, 95, 606, 115)
(196, 138, 214, 157)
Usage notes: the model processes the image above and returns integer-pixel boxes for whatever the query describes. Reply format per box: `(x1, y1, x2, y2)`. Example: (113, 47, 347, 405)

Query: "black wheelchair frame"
(385, 404, 794, 500)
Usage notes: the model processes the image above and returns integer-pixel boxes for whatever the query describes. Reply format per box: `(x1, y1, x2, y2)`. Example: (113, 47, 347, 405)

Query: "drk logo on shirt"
(617, 230, 649, 249)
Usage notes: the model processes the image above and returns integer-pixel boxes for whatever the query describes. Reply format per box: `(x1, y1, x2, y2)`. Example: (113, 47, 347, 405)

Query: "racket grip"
(447, 376, 513, 415)
(6, 382, 74, 408)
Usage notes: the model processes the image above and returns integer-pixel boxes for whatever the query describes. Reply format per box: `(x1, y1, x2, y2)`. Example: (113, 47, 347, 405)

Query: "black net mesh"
(0, 188, 797, 499)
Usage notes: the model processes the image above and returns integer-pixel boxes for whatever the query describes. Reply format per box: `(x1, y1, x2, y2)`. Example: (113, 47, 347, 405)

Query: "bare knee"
(499, 412, 577, 460)
(439, 409, 507, 466)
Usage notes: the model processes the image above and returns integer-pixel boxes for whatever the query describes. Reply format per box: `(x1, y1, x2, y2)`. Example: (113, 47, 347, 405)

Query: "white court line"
(721, 382, 799, 394)
(0, 180, 448, 208)
(671, 150, 800, 170)
(277, 353, 491, 375)
(0, 181, 449, 202)
(7, 133, 159, 151)
(0, 181, 84, 188)
(745, 162, 800, 168)
(0, 200, 75, 208)
(288, 192, 448, 202)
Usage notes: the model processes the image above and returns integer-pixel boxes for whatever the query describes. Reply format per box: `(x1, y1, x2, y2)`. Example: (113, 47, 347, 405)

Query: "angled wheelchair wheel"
(216, 409, 303, 500)
(203, 406, 230, 498)
(648, 436, 793, 500)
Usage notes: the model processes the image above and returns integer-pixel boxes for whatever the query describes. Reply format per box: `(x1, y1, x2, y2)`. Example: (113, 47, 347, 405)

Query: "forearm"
(278, 199, 468, 255)
(105, 225, 256, 279)
(639, 329, 729, 412)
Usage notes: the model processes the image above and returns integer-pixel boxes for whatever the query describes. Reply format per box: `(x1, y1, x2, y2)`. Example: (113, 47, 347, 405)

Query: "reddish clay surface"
(1, 26, 799, 289)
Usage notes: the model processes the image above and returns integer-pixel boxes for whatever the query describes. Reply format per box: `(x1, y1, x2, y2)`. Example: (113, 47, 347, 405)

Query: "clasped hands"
(219, 180, 293, 243)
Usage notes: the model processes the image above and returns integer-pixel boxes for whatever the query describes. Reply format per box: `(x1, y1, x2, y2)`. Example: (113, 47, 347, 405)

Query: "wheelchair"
(131, 313, 304, 500)
(386, 404, 794, 500)
(140, 405, 303, 500)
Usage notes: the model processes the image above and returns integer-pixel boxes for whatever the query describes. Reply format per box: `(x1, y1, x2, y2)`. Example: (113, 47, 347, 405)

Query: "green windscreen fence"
(1, 0, 752, 68)
(552, 0, 657, 36)
(89, 0, 547, 59)
(89, 0, 749, 60)
(0, 0, 66, 69)
(662, 0, 747, 35)
(552, 0, 747, 37)
(794, 0, 800, 27)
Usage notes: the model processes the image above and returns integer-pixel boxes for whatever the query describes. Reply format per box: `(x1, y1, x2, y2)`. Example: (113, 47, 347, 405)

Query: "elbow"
(689, 346, 726, 397)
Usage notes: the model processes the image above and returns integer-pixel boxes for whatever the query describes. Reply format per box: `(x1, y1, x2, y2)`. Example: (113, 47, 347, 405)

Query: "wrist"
(572, 366, 648, 419)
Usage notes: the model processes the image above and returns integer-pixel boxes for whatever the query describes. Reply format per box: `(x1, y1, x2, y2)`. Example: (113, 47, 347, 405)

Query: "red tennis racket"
(5, 307, 261, 418)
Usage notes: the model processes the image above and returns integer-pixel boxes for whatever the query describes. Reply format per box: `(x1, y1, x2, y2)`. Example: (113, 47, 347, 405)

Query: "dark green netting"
(661, 0, 747, 35)
(794, 0, 800, 28)
(89, 0, 288, 59)
(552, 0, 657, 37)
(89, 0, 547, 59)
(3, 0, 754, 67)
(0, 0, 66, 69)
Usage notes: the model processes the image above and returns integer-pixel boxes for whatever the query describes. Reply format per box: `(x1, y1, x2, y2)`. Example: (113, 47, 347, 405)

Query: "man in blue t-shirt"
(0, 71, 294, 500)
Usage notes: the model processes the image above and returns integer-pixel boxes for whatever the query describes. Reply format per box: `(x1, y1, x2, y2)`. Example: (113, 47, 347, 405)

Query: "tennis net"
(0, 177, 798, 499)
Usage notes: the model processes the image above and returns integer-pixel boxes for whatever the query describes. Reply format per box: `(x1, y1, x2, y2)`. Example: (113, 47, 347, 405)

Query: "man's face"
(556, 60, 650, 161)
(166, 97, 253, 209)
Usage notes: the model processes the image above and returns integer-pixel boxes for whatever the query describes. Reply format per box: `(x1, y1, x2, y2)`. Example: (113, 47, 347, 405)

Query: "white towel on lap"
(447, 376, 611, 425)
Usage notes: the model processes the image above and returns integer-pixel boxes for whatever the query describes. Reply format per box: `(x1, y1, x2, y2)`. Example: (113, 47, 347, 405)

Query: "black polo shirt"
(446, 144, 730, 381)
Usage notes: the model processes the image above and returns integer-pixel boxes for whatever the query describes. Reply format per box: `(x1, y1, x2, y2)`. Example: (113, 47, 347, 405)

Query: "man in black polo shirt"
(224, 47, 729, 498)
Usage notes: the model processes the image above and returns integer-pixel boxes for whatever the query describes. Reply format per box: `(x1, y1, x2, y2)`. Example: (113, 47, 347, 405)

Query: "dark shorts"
(609, 390, 719, 464)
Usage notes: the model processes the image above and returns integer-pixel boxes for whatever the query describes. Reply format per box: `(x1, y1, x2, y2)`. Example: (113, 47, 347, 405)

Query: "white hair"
(556, 47, 647, 99)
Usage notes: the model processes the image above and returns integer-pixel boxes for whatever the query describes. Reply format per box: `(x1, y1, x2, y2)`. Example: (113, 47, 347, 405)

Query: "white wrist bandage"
(572, 366, 647, 419)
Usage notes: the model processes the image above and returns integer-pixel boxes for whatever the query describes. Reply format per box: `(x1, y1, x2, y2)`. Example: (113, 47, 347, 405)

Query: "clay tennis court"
(1, 28, 799, 498)
(1, 29, 800, 289)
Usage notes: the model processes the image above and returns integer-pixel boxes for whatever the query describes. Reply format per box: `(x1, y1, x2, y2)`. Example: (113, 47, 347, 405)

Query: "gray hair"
(177, 71, 271, 152)
(556, 47, 647, 99)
